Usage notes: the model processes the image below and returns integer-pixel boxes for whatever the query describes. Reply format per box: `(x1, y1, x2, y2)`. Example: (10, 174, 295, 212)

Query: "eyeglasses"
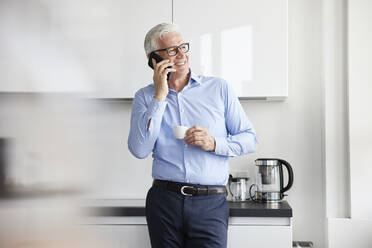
(153, 42, 190, 57)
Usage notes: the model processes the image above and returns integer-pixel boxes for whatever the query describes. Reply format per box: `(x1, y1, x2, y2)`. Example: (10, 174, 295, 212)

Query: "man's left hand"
(184, 126, 216, 151)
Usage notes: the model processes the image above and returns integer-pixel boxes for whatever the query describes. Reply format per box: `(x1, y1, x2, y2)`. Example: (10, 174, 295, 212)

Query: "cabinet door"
(228, 225, 292, 248)
(82, 223, 291, 248)
(83, 224, 151, 248)
(173, 0, 288, 99)
(0, 0, 171, 96)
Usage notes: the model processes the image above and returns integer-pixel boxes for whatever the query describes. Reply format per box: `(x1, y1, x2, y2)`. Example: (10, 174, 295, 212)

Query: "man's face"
(156, 32, 190, 77)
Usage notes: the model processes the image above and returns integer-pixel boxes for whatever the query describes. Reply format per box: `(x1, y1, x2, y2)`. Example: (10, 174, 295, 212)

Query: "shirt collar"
(165, 69, 202, 94)
(188, 70, 201, 86)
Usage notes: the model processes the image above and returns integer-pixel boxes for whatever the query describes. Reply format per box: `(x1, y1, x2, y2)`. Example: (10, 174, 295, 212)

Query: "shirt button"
(186, 179, 190, 183)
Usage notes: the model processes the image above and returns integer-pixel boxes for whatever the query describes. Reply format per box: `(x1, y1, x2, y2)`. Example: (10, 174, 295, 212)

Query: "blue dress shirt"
(128, 72, 258, 185)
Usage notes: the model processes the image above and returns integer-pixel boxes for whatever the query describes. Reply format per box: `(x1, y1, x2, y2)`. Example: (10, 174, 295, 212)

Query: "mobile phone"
(148, 52, 172, 80)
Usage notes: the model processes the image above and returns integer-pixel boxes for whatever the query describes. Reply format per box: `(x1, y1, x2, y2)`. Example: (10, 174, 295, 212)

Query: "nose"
(176, 48, 186, 58)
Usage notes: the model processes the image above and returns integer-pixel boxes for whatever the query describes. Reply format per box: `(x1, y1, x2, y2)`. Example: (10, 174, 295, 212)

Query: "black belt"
(153, 179, 227, 196)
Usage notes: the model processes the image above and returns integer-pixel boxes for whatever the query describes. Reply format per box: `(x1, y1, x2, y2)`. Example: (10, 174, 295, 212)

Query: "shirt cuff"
(214, 136, 229, 156)
(147, 97, 167, 118)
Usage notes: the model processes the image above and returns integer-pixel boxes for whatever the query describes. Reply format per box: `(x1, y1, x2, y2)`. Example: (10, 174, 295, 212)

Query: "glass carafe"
(228, 175, 249, 202)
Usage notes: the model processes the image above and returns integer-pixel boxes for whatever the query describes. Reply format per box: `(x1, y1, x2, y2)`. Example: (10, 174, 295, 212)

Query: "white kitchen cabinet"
(82, 217, 150, 247)
(83, 216, 292, 248)
(173, 0, 288, 99)
(0, 0, 170, 95)
(80, 199, 292, 248)
(1, 0, 287, 99)
(82, 224, 151, 248)
(228, 217, 292, 248)
(228, 226, 292, 247)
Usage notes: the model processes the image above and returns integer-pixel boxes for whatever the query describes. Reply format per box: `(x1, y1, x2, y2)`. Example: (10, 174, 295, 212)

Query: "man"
(128, 23, 258, 248)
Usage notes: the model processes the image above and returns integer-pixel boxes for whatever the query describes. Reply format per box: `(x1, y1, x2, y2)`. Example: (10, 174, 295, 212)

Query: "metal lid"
(230, 177, 249, 182)
(255, 158, 279, 166)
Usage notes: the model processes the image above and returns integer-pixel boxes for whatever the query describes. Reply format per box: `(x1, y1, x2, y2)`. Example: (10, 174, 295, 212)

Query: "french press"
(249, 158, 294, 202)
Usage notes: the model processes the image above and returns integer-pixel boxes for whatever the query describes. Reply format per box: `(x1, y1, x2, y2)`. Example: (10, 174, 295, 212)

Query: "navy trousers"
(145, 184, 229, 248)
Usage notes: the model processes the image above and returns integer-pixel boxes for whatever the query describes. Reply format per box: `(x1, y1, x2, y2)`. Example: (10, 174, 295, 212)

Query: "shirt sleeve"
(213, 81, 258, 157)
(127, 89, 167, 159)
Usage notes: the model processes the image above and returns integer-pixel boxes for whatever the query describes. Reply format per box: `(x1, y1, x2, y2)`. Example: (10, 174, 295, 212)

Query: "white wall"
(348, 0, 372, 220)
(324, 0, 372, 247)
(0, 0, 325, 247)
(325, 0, 372, 248)
(323, 0, 350, 220)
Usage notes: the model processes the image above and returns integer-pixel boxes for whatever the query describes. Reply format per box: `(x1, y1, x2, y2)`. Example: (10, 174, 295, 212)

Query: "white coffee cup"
(173, 125, 189, 139)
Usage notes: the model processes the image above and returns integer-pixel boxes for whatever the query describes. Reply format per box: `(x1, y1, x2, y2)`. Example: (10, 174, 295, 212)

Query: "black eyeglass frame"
(152, 42, 190, 57)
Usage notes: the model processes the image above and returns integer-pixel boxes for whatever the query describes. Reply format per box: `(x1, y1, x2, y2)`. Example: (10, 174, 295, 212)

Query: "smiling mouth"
(175, 61, 186, 66)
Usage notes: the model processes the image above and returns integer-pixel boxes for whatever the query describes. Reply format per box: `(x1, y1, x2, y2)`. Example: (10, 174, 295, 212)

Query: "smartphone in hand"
(148, 52, 172, 80)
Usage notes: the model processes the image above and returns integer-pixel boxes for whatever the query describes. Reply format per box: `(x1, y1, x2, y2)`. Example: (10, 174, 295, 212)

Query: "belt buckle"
(180, 185, 195, 196)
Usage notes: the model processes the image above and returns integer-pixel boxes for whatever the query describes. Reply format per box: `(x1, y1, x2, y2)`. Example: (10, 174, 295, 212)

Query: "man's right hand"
(152, 58, 176, 102)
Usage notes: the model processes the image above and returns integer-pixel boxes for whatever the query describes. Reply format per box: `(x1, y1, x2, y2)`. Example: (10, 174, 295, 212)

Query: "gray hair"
(144, 23, 182, 56)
